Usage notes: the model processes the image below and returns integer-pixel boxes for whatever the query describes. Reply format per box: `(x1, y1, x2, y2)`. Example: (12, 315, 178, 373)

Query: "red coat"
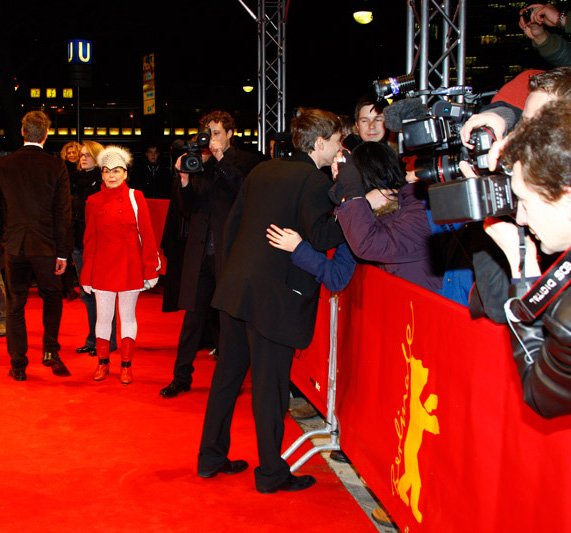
(81, 182, 160, 292)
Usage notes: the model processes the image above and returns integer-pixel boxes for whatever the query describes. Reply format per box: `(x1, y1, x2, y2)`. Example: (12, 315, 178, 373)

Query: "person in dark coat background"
(197, 108, 344, 494)
(159, 110, 262, 398)
(0, 110, 72, 381)
(129, 142, 173, 199)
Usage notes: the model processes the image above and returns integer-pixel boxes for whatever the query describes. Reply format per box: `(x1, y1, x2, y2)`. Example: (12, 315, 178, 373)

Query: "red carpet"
(0, 289, 375, 532)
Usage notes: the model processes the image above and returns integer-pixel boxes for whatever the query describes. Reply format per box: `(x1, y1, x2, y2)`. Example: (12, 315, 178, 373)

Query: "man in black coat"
(129, 142, 173, 199)
(197, 108, 344, 494)
(0, 111, 72, 381)
(160, 111, 262, 398)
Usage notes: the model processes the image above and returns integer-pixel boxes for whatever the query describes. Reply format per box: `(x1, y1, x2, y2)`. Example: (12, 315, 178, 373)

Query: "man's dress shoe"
(198, 459, 249, 478)
(160, 379, 190, 398)
(329, 450, 350, 463)
(257, 474, 317, 494)
(9, 368, 26, 381)
(76, 345, 97, 356)
(42, 352, 71, 377)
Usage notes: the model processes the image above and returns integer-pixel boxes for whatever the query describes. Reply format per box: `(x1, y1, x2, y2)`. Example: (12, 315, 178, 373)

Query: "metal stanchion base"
(282, 427, 340, 472)
(282, 294, 341, 473)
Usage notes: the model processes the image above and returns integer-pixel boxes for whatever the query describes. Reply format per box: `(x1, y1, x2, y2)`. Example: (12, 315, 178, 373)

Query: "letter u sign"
(68, 40, 92, 64)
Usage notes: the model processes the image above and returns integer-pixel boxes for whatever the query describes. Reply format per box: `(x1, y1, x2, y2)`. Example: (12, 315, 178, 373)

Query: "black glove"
(328, 161, 365, 205)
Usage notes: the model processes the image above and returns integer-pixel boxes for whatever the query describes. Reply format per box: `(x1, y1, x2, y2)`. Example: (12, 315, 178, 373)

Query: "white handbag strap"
(128, 188, 142, 244)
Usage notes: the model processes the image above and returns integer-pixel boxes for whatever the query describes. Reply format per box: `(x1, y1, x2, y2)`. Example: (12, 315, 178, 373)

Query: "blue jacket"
(291, 241, 356, 292)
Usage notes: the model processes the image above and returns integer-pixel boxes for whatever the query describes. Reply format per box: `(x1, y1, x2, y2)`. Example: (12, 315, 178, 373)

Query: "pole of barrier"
(282, 292, 341, 472)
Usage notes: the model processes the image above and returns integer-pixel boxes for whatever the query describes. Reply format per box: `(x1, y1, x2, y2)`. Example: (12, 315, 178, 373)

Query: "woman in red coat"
(81, 145, 160, 384)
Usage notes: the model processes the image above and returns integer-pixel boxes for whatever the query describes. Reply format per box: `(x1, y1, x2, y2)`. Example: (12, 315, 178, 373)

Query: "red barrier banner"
(291, 264, 571, 532)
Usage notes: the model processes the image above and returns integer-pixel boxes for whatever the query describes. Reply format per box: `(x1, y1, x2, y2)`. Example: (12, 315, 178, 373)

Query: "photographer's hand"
(519, 7, 549, 44)
(520, 21, 549, 44)
(484, 217, 541, 279)
(175, 154, 190, 187)
(266, 224, 302, 252)
(487, 135, 511, 171)
(209, 139, 225, 161)
(529, 3, 565, 27)
(460, 111, 506, 148)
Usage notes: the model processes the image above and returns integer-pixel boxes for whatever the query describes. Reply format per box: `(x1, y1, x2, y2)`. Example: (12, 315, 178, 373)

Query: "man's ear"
(227, 128, 234, 140)
(314, 136, 324, 152)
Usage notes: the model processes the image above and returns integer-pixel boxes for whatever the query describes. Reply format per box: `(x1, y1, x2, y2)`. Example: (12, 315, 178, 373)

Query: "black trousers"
(198, 311, 294, 492)
(5, 254, 63, 370)
(173, 254, 218, 386)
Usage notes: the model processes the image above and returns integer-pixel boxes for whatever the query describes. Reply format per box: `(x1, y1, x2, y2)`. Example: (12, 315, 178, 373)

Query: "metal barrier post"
(282, 292, 341, 472)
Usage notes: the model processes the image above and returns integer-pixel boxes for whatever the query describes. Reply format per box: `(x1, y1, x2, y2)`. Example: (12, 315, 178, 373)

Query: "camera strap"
(506, 245, 571, 322)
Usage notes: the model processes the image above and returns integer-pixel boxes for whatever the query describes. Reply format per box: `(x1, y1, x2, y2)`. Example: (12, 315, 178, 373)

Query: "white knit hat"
(97, 145, 133, 170)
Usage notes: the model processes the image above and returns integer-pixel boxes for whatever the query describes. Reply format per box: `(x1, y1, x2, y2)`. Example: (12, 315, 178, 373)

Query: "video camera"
(376, 73, 515, 224)
(271, 132, 295, 159)
(178, 128, 211, 173)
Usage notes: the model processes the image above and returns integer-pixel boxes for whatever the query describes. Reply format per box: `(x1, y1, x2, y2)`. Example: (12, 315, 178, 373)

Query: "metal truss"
(256, 0, 287, 155)
(236, 0, 287, 154)
(405, 0, 467, 103)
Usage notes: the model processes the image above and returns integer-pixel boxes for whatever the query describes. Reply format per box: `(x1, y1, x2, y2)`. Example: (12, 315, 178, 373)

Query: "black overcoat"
(163, 146, 261, 311)
(211, 152, 344, 349)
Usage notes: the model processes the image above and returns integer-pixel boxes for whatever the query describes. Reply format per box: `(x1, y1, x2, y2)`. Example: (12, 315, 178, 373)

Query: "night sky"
(1, 1, 407, 119)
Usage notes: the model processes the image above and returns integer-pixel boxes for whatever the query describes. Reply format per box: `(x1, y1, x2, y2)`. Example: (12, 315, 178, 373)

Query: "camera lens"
(414, 154, 463, 182)
(181, 154, 201, 172)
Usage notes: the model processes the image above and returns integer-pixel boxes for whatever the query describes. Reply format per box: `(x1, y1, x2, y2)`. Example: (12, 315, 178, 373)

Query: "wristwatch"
(557, 11, 566, 28)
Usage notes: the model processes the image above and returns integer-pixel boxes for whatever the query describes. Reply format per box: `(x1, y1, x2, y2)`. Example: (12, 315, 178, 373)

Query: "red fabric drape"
(291, 265, 571, 532)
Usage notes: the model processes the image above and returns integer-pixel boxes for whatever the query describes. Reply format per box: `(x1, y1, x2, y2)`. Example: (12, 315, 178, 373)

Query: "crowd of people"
(1, 2, 570, 502)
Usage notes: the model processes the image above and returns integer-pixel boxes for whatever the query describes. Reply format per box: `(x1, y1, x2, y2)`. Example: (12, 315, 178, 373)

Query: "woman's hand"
(144, 278, 159, 290)
(266, 224, 302, 252)
(365, 189, 397, 210)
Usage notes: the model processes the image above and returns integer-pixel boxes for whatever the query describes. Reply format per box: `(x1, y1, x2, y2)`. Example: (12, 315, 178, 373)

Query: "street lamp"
(242, 78, 254, 93)
(353, 1, 373, 24)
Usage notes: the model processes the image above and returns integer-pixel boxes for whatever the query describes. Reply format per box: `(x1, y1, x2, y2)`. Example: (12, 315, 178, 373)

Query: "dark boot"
(120, 337, 135, 385)
(93, 338, 110, 381)
(42, 351, 71, 377)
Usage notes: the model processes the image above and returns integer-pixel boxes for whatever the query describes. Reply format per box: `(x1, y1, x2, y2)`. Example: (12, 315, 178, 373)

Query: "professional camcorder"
(377, 74, 515, 224)
(272, 132, 295, 159)
(177, 128, 211, 173)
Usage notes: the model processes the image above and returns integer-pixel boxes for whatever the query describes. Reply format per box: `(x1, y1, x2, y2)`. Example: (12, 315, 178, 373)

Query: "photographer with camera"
(159, 110, 262, 399)
(471, 99, 571, 419)
(520, 3, 571, 67)
(457, 67, 571, 322)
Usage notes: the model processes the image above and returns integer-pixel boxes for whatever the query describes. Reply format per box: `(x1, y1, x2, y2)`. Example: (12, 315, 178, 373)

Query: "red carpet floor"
(0, 289, 376, 532)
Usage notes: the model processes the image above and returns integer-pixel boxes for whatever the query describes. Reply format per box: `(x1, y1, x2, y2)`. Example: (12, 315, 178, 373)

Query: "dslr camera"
(179, 128, 211, 173)
(398, 95, 515, 224)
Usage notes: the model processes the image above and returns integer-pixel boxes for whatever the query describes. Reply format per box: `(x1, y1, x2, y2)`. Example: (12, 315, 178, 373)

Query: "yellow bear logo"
(396, 356, 440, 523)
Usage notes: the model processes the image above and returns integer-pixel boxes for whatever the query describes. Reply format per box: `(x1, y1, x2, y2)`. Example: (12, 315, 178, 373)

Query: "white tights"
(94, 290, 140, 341)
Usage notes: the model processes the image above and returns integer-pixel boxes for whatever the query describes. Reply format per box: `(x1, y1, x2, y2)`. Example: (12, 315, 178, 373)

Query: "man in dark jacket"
(0, 111, 72, 381)
(197, 108, 344, 494)
(483, 99, 571, 419)
(160, 111, 261, 398)
(129, 142, 173, 199)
